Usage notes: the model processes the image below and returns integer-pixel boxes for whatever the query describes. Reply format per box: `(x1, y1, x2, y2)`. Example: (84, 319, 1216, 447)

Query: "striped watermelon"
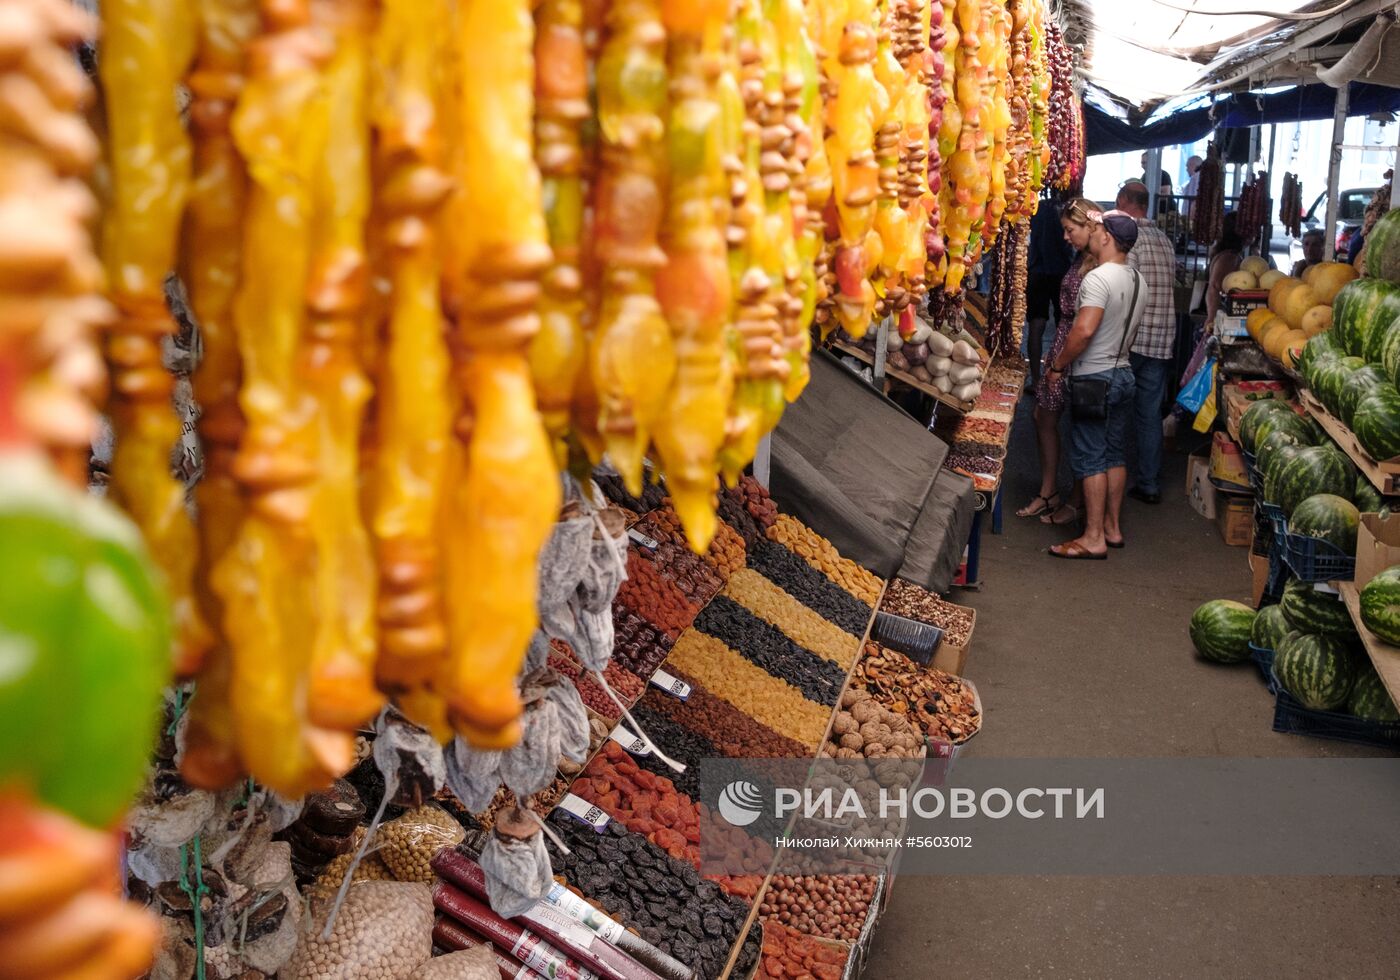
(1253, 408, 1315, 451)
(1366, 208, 1400, 283)
(1299, 413, 1328, 445)
(1238, 399, 1294, 453)
(1250, 604, 1290, 651)
(1262, 441, 1307, 506)
(1332, 279, 1400, 358)
(1287, 494, 1360, 553)
(1346, 670, 1400, 722)
(1299, 331, 1344, 387)
(1338, 365, 1391, 426)
(1359, 565, 1400, 645)
(1280, 578, 1358, 639)
(1189, 600, 1256, 664)
(1352, 385, 1400, 463)
(1274, 631, 1360, 710)
(1273, 446, 1354, 516)
(1363, 309, 1400, 368)
(1317, 356, 1366, 417)
(1354, 476, 1386, 513)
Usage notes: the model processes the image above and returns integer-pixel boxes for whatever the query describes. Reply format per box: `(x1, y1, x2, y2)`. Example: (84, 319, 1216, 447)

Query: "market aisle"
(864, 397, 1400, 979)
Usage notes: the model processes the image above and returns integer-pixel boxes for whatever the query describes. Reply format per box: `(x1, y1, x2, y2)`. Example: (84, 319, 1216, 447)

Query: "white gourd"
(927, 355, 952, 376)
(926, 331, 954, 356)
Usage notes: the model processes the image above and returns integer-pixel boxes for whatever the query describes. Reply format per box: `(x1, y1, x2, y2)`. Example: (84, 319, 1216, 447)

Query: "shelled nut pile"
(761, 875, 878, 943)
(880, 579, 975, 646)
(852, 642, 981, 744)
(766, 515, 882, 604)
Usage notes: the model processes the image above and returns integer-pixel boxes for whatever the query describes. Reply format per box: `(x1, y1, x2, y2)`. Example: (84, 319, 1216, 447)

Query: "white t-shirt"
(1073, 264, 1144, 375)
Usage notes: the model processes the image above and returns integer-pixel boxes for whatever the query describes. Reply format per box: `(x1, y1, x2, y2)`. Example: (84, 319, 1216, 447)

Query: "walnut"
(839, 732, 864, 751)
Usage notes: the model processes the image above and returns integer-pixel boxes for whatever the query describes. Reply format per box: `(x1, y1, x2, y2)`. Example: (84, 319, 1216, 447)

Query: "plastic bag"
(477, 813, 552, 920)
(1193, 369, 1219, 433)
(444, 740, 503, 813)
(283, 881, 434, 980)
(376, 806, 466, 883)
(1175, 355, 1216, 414)
(409, 945, 499, 980)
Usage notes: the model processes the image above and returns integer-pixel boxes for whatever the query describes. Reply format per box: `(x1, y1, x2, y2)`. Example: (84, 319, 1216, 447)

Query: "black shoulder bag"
(1069, 269, 1141, 422)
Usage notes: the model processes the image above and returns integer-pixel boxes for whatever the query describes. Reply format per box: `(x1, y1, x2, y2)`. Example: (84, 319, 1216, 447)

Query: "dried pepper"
(590, 0, 676, 492)
(651, 0, 733, 551)
(440, 0, 560, 748)
(99, 0, 212, 678)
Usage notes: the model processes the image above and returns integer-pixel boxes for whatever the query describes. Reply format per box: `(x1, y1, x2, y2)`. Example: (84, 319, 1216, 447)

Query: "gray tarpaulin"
(770, 349, 975, 589)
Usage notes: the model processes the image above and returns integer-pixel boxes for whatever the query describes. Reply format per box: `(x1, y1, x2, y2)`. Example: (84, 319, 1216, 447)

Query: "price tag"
(544, 883, 629, 945)
(557, 793, 610, 832)
(627, 528, 661, 550)
(649, 669, 691, 700)
(608, 724, 651, 756)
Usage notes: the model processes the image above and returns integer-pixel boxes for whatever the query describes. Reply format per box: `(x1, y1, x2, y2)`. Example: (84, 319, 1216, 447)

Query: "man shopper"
(1116, 181, 1176, 504)
(1291, 228, 1325, 278)
(1046, 210, 1144, 560)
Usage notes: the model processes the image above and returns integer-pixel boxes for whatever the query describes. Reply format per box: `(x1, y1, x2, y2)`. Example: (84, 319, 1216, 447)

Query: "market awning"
(1063, 0, 1400, 113)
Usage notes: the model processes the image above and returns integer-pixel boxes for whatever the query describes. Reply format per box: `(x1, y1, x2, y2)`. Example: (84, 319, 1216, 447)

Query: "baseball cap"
(1101, 210, 1138, 251)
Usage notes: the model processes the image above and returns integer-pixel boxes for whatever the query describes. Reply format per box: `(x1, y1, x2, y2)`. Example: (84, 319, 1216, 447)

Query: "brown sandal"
(1049, 540, 1107, 560)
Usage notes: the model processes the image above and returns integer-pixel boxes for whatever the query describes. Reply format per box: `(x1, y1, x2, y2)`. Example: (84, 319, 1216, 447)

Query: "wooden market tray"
(1299, 388, 1400, 495)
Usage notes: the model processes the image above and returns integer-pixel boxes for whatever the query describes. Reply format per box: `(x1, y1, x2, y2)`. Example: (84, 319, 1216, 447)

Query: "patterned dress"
(1035, 255, 1091, 412)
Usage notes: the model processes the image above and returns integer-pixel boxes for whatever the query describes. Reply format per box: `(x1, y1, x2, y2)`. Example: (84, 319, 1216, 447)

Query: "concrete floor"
(863, 394, 1400, 979)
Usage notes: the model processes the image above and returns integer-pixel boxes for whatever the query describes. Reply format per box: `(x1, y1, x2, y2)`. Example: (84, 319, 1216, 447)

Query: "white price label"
(557, 793, 610, 832)
(545, 883, 628, 945)
(522, 903, 597, 952)
(1313, 582, 1341, 596)
(649, 669, 691, 700)
(608, 724, 651, 756)
(627, 528, 662, 550)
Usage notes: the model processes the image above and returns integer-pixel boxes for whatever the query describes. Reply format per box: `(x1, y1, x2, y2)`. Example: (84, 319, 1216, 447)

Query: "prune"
(694, 595, 848, 706)
(746, 538, 872, 636)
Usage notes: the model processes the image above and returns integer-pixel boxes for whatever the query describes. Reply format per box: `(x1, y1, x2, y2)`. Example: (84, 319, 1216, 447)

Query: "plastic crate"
(1258, 500, 1289, 539)
(1271, 679, 1400, 748)
(1248, 643, 1278, 692)
(1242, 450, 1265, 497)
(1279, 529, 1357, 583)
(872, 611, 943, 665)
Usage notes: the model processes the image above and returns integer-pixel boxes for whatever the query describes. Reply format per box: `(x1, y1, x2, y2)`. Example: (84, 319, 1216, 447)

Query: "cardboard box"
(1250, 548, 1270, 608)
(1216, 493, 1253, 547)
(1217, 313, 1249, 339)
(1186, 446, 1217, 520)
(1210, 431, 1250, 489)
(1356, 512, 1400, 586)
(932, 605, 976, 676)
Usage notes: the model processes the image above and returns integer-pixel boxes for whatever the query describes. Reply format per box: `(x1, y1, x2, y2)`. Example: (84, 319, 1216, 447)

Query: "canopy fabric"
(1083, 81, 1400, 155)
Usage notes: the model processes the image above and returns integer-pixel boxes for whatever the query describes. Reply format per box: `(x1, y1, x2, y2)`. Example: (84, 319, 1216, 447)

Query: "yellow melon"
(1304, 261, 1359, 305)
(1246, 306, 1276, 340)
(1259, 269, 1288, 291)
(1258, 319, 1290, 356)
(1240, 255, 1271, 279)
(1301, 304, 1333, 337)
(1267, 276, 1302, 317)
(1279, 283, 1319, 329)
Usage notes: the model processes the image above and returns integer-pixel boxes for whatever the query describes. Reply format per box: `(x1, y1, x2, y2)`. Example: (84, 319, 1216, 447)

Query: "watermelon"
(1346, 670, 1400, 721)
(1359, 565, 1400, 645)
(1262, 442, 1307, 506)
(1273, 630, 1360, 710)
(1352, 385, 1400, 463)
(1299, 413, 1328, 445)
(1354, 476, 1386, 513)
(1287, 494, 1360, 553)
(1238, 399, 1293, 453)
(1317, 356, 1366, 417)
(1250, 604, 1290, 651)
(1338, 365, 1392, 426)
(1369, 316, 1400, 380)
(1272, 445, 1354, 516)
(1253, 407, 1315, 450)
(1298, 331, 1344, 386)
(1365, 208, 1400, 284)
(1280, 578, 1358, 639)
(1332, 279, 1400, 358)
(1189, 599, 1256, 664)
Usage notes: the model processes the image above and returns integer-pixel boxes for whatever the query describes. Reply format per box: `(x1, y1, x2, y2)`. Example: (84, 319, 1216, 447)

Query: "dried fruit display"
(637, 670, 811, 760)
(1280, 172, 1303, 239)
(573, 741, 702, 865)
(1043, 21, 1081, 192)
(761, 874, 878, 943)
(694, 595, 850, 706)
(758, 920, 850, 979)
(722, 568, 861, 667)
(746, 538, 875, 637)
(766, 514, 883, 603)
(852, 641, 981, 743)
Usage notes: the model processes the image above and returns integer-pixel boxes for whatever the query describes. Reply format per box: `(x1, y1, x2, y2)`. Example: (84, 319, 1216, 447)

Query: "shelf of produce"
(1299, 388, 1400, 495)
(830, 340, 974, 414)
(715, 579, 885, 980)
(1337, 582, 1400, 709)
(936, 358, 1025, 496)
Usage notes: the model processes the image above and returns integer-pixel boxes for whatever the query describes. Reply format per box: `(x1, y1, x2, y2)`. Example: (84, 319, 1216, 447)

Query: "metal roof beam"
(1198, 0, 1394, 88)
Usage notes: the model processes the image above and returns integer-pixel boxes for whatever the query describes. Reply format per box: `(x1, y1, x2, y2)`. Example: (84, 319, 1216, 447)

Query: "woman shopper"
(1017, 198, 1097, 520)
(1202, 211, 1243, 326)
(1046, 210, 1145, 559)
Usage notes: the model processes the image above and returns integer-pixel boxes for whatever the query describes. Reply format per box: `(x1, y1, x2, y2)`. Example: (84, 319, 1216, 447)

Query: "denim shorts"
(1069, 367, 1136, 479)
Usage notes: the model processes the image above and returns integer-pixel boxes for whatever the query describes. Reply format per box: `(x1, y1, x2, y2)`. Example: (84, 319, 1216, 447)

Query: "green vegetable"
(1189, 600, 1255, 664)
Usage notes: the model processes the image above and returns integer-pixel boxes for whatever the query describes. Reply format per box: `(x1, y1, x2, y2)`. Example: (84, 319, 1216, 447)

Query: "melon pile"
(1243, 261, 1358, 370)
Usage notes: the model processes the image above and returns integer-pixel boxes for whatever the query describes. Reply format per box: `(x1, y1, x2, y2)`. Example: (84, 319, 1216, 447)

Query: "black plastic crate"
(1271, 674, 1400, 749)
(1248, 643, 1278, 692)
(872, 611, 943, 665)
(1279, 529, 1356, 583)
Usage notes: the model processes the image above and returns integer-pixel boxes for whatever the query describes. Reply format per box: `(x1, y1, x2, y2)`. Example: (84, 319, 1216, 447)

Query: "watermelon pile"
(1250, 604, 1290, 652)
(1273, 630, 1360, 710)
(1279, 578, 1358, 640)
(1316, 259, 1400, 464)
(1189, 600, 1255, 664)
(1347, 671, 1400, 722)
(1287, 494, 1360, 553)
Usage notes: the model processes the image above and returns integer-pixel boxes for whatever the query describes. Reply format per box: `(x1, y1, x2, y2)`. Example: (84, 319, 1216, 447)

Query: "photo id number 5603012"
(905, 836, 973, 848)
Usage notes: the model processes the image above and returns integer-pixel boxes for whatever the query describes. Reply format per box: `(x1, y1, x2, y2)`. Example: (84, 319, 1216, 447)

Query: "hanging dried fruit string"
(717, 0, 788, 484)
(890, 0, 933, 339)
(214, 0, 353, 796)
(366, 0, 455, 740)
(872, 3, 909, 324)
(303, 0, 383, 735)
(1043, 19, 1078, 192)
(531, 0, 590, 466)
(439, 0, 560, 749)
(924, 0, 949, 290)
(99, 0, 213, 679)
(589, 0, 676, 493)
(651, 0, 733, 551)
(179, 0, 259, 789)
